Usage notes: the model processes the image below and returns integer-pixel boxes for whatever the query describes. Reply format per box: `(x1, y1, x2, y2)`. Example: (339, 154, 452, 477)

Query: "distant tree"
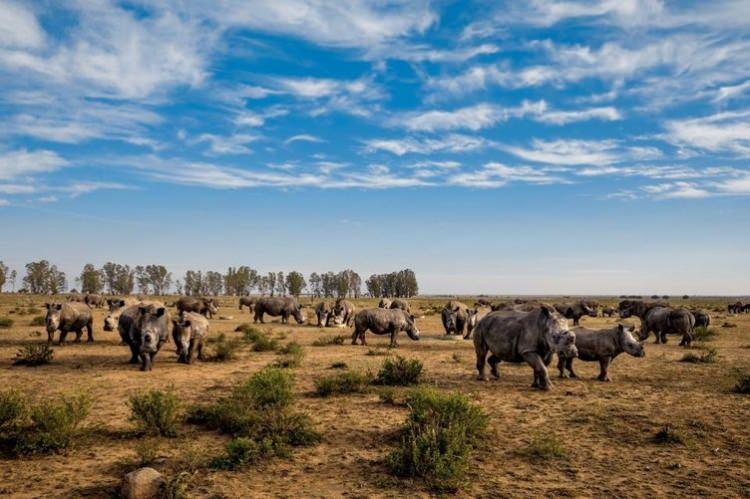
(258, 275, 270, 295)
(135, 266, 150, 294)
(365, 274, 382, 298)
(204, 271, 223, 296)
(266, 272, 277, 296)
(79, 264, 104, 294)
(9, 269, 16, 292)
(0, 261, 8, 292)
(308, 272, 321, 297)
(145, 265, 172, 295)
(184, 270, 203, 296)
(23, 260, 66, 294)
(285, 271, 306, 297)
(276, 272, 286, 296)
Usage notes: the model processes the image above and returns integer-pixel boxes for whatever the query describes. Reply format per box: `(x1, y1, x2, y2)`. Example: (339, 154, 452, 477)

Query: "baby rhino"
(172, 312, 209, 364)
(558, 324, 645, 382)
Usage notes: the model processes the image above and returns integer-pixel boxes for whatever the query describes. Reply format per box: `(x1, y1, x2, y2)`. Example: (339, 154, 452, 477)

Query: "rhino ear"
(55, 304, 63, 310)
(156, 307, 166, 317)
(617, 324, 624, 333)
(541, 306, 552, 318)
(138, 306, 148, 315)
(45, 303, 51, 310)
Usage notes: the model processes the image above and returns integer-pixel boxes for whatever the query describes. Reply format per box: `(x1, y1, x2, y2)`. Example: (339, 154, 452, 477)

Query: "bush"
(27, 307, 41, 315)
(653, 424, 686, 445)
(250, 334, 279, 352)
(13, 393, 92, 454)
(29, 316, 46, 327)
(365, 348, 388, 356)
(733, 371, 750, 394)
(680, 348, 718, 364)
(274, 342, 304, 368)
(314, 371, 372, 397)
(379, 388, 397, 405)
(330, 361, 348, 369)
(13, 343, 54, 366)
(238, 367, 294, 408)
(208, 333, 242, 362)
(692, 327, 717, 342)
(375, 356, 423, 386)
(520, 434, 567, 460)
(387, 387, 487, 492)
(0, 317, 13, 329)
(235, 323, 264, 343)
(211, 437, 267, 469)
(312, 335, 346, 347)
(129, 387, 182, 437)
(0, 390, 26, 431)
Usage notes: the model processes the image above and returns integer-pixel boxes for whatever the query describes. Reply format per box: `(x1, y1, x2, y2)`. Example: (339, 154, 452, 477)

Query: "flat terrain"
(0, 295, 749, 498)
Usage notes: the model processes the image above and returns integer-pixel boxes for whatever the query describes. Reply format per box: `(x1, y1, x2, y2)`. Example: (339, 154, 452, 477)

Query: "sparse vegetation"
(314, 371, 372, 397)
(235, 323, 264, 342)
(520, 433, 567, 460)
(0, 317, 14, 329)
(692, 327, 717, 342)
(28, 315, 46, 327)
(250, 333, 279, 352)
(13, 343, 54, 366)
(208, 332, 242, 362)
(653, 424, 686, 445)
(387, 387, 487, 492)
(680, 348, 718, 364)
(366, 348, 389, 356)
(330, 361, 347, 369)
(733, 371, 750, 394)
(129, 387, 182, 437)
(312, 334, 346, 346)
(274, 341, 304, 368)
(374, 355, 423, 386)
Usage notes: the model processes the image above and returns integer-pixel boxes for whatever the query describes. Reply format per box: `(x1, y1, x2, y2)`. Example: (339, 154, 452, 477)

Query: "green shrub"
(208, 333, 242, 362)
(680, 348, 718, 364)
(238, 367, 293, 408)
(14, 393, 92, 454)
(692, 327, 717, 342)
(211, 437, 267, 469)
(379, 388, 397, 405)
(13, 343, 54, 366)
(161, 471, 191, 499)
(520, 434, 567, 460)
(653, 424, 686, 445)
(387, 387, 487, 492)
(733, 371, 750, 394)
(235, 323, 264, 343)
(314, 371, 372, 397)
(274, 342, 304, 368)
(27, 307, 40, 315)
(375, 356, 423, 386)
(29, 316, 46, 327)
(365, 348, 388, 356)
(134, 438, 161, 466)
(129, 387, 182, 437)
(312, 335, 346, 347)
(0, 317, 14, 329)
(0, 390, 26, 431)
(250, 334, 279, 352)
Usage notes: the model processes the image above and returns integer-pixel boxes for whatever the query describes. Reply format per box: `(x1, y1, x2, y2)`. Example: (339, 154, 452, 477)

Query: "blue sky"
(0, 0, 749, 295)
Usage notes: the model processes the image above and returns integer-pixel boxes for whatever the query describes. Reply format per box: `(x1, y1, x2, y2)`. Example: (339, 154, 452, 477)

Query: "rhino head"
(293, 305, 306, 325)
(542, 306, 577, 358)
(618, 324, 645, 357)
(406, 314, 420, 341)
(138, 306, 166, 353)
(172, 314, 193, 363)
(44, 303, 63, 333)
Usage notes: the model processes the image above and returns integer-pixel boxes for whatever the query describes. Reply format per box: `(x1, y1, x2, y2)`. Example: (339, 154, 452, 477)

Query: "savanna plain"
(1, 294, 750, 498)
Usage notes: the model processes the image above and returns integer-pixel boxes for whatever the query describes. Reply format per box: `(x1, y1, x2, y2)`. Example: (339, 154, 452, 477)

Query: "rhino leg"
(573, 317, 581, 326)
(58, 328, 69, 345)
(389, 326, 399, 348)
(74, 328, 83, 343)
(488, 355, 500, 380)
(128, 342, 140, 364)
(565, 357, 577, 378)
(140, 353, 151, 371)
(524, 353, 551, 390)
(557, 356, 566, 378)
(47, 329, 55, 344)
(597, 357, 611, 381)
(187, 338, 197, 364)
(86, 319, 94, 342)
(197, 339, 205, 361)
(475, 343, 489, 381)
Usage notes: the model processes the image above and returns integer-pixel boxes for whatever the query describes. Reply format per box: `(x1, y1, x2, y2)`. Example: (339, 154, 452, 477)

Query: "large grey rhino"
(440, 300, 478, 338)
(378, 298, 392, 309)
(389, 298, 411, 313)
(692, 309, 711, 329)
(557, 324, 645, 381)
(351, 308, 420, 347)
(238, 296, 256, 311)
(472, 304, 577, 390)
(253, 296, 305, 324)
(618, 300, 695, 346)
(315, 301, 332, 327)
(116, 305, 142, 363)
(174, 296, 219, 318)
(172, 311, 209, 364)
(554, 301, 597, 326)
(128, 303, 171, 371)
(333, 298, 356, 327)
(45, 302, 94, 344)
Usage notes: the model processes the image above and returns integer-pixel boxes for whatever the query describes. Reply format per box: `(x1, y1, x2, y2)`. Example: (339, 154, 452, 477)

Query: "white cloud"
(233, 107, 288, 128)
(714, 79, 750, 102)
(0, 149, 68, 180)
(664, 110, 750, 156)
(364, 134, 488, 156)
(0, 198, 9, 206)
(643, 182, 711, 199)
(0, 1, 45, 48)
(194, 133, 261, 155)
(535, 106, 621, 125)
(366, 43, 499, 63)
(285, 134, 324, 145)
(449, 162, 567, 188)
(501, 139, 620, 165)
(716, 175, 750, 194)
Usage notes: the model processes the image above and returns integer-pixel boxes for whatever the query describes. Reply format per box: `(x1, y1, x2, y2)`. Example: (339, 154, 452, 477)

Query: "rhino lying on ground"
(440, 300, 478, 338)
(389, 298, 411, 313)
(378, 298, 392, 309)
(254, 296, 305, 324)
(554, 301, 597, 326)
(333, 298, 356, 327)
(472, 304, 577, 390)
(128, 303, 171, 371)
(172, 311, 209, 364)
(238, 296, 256, 311)
(351, 308, 419, 347)
(618, 300, 695, 346)
(174, 296, 219, 318)
(45, 302, 94, 344)
(557, 324, 645, 381)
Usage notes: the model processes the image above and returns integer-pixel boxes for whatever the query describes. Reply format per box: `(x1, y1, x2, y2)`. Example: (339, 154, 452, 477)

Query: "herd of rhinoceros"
(41, 292, 746, 388)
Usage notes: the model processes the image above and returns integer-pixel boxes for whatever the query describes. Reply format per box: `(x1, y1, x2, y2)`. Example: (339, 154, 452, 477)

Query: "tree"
(308, 272, 321, 297)
(184, 270, 203, 295)
(365, 270, 418, 298)
(285, 271, 306, 297)
(135, 266, 150, 294)
(0, 261, 8, 292)
(224, 266, 257, 296)
(23, 260, 67, 294)
(79, 264, 104, 294)
(276, 272, 286, 296)
(204, 271, 223, 296)
(266, 272, 277, 296)
(102, 262, 135, 295)
(145, 265, 172, 295)
(9, 270, 16, 292)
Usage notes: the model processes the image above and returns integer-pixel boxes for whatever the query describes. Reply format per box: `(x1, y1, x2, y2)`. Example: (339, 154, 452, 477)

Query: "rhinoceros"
(174, 296, 219, 318)
(45, 302, 94, 344)
(84, 293, 105, 308)
(440, 300, 478, 338)
(315, 301, 332, 327)
(389, 298, 411, 313)
(692, 309, 711, 329)
(238, 296, 256, 311)
(602, 305, 617, 317)
(253, 296, 305, 324)
(378, 298, 392, 309)
(557, 324, 645, 381)
(129, 303, 171, 371)
(172, 311, 209, 364)
(554, 301, 597, 326)
(351, 308, 420, 347)
(619, 300, 695, 346)
(333, 298, 356, 327)
(472, 304, 577, 390)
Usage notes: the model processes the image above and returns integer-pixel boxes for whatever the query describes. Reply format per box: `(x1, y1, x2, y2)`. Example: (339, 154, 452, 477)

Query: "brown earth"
(0, 295, 749, 498)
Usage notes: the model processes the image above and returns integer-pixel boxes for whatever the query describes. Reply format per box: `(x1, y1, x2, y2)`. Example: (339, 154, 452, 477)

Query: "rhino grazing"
(440, 300, 478, 338)
(45, 302, 94, 344)
(315, 301, 332, 327)
(618, 300, 695, 346)
(174, 296, 219, 319)
(352, 308, 420, 347)
(472, 304, 576, 391)
(554, 301, 597, 326)
(389, 298, 411, 313)
(558, 324, 645, 382)
(129, 304, 171, 371)
(254, 296, 305, 324)
(692, 309, 711, 329)
(333, 299, 356, 327)
(238, 296, 256, 311)
(378, 298, 392, 309)
(172, 311, 209, 364)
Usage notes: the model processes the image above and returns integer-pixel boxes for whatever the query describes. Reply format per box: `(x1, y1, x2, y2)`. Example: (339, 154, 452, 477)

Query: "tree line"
(0, 260, 418, 298)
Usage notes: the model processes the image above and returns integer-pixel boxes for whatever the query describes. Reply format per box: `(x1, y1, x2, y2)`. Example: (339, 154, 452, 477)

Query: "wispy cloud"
(0, 149, 68, 180)
(285, 134, 325, 145)
(664, 110, 750, 156)
(363, 134, 489, 156)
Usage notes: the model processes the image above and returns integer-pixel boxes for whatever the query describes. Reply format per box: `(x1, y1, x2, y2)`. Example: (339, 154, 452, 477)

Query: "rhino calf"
(352, 308, 420, 347)
(172, 312, 209, 364)
(45, 302, 94, 344)
(602, 306, 617, 317)
(557, 324, 645, 382)
(554, 301, 597, 326)
(441, 300, 478, 338)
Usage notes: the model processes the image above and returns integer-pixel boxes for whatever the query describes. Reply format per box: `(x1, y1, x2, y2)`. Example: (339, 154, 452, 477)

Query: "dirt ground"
(0, 295, 749, 498)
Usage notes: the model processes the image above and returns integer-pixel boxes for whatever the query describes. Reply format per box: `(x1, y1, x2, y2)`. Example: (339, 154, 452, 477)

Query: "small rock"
(121, 467, 164, 499)
(219, 315, 233, 320)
